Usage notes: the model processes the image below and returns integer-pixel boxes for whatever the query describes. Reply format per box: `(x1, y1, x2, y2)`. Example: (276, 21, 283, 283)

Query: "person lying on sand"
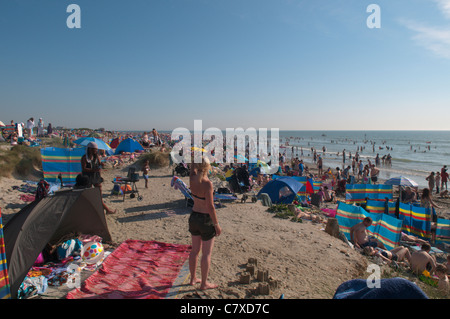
(296, 210, 323, 223)
(364, 246, 411, 267)
(401, 232, 429, 245)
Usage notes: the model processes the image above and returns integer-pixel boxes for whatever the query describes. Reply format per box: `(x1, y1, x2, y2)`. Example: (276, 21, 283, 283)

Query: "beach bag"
(111, 183, 123, 195)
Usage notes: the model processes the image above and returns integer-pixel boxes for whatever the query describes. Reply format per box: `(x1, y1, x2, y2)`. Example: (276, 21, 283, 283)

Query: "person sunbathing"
(364, 246, 411, 266)
(296, 210, 322, 223)
(401, 232, 428, 245)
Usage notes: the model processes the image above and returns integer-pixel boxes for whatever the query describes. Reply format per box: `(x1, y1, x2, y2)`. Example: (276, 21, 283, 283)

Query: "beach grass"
(136, 150, 170, 168)
(0, 144, 42, 178)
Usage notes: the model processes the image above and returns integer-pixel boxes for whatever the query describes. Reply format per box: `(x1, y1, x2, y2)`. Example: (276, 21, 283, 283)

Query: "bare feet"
(189, 278, 201, 286)
(200, 282, 218, 290)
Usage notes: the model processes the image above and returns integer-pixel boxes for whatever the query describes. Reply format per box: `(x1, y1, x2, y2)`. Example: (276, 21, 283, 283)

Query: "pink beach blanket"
(321, 208, 337, 217)
(66, 240, 191, 299)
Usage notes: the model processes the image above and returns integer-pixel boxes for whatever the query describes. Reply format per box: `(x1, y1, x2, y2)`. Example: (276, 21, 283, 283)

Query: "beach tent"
(257, 176, 304, 204)
(272, 175, 316, 194)
(41, 147, 85, 184)
(3, 188, 112, 299)
(114, 138, 144, 155)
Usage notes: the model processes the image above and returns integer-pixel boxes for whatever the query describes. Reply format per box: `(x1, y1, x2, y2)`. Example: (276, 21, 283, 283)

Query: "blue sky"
(1, 0, 450, 131)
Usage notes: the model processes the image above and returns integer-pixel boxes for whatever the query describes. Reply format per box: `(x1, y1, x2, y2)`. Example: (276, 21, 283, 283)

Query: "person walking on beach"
(435, 172, 441, 194)
(441, 166, 449, 191)
(370, 164, 380, 184)
(426, 172, 435, 194)
(317, 156, 323, 176)
(81, 142, 116, 214)
(188, 157, 221, 290)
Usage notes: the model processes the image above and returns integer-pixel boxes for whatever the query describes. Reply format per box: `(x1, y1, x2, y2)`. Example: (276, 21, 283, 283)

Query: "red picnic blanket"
(66, 239, 191, 299)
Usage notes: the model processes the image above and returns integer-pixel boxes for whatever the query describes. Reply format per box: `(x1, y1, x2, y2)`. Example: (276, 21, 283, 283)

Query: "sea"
(276, 130, 450, 189)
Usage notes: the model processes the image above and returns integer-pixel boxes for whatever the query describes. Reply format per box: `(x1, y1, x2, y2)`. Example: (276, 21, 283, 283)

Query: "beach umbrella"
(0, 121, 5, 127)
(73, 137, 112, 151)
(384, 176, 418, 187)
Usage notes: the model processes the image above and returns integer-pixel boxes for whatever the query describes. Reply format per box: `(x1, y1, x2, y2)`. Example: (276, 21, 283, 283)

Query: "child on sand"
(142, 160, 150, 188)
(435, 264, 449, 296)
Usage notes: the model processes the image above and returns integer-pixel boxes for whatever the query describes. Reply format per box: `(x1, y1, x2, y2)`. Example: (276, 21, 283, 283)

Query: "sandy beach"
(1, 148, 450, 300)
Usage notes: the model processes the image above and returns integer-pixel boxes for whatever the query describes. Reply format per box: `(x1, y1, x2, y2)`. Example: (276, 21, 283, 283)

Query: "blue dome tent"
(114, 138, 144, 155)
(257, 177, 304, 204)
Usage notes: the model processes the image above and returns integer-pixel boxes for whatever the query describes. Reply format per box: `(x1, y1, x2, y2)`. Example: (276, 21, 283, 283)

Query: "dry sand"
(1, 154, 449, 299)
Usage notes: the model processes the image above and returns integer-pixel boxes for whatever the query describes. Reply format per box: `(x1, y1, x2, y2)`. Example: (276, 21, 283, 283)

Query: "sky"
(1, 0, 450, 132)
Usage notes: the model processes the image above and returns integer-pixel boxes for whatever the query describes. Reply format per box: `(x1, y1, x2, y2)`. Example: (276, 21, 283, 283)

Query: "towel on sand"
(333, 277, 428, 299)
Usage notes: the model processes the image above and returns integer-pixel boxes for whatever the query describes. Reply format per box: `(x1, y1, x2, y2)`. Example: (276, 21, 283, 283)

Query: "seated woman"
(364, 246, 412, 266)
(322, 186, 335, 202)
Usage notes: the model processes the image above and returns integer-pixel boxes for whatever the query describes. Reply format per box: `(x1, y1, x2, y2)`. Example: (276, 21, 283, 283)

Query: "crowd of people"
(2, 123, 449, 296)
(350, 216, 449, 295)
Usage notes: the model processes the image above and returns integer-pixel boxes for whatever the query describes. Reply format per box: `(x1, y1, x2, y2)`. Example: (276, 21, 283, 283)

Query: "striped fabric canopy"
(336, 202, 403, 251)
(41, 147, 85, 183)
(345, 184, 393, 204)
(435, 218, 450, 246)
(398, 203, 432, 241)
(0, 209, 11, 299)
(365, 199, 397, 216)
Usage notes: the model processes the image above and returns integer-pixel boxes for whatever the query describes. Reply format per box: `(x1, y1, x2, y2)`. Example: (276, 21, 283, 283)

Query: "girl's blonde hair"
(192, 157, 210, 175)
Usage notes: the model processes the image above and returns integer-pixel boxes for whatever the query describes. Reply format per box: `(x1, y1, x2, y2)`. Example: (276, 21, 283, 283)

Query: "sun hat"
(87, 142, 98, 149)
